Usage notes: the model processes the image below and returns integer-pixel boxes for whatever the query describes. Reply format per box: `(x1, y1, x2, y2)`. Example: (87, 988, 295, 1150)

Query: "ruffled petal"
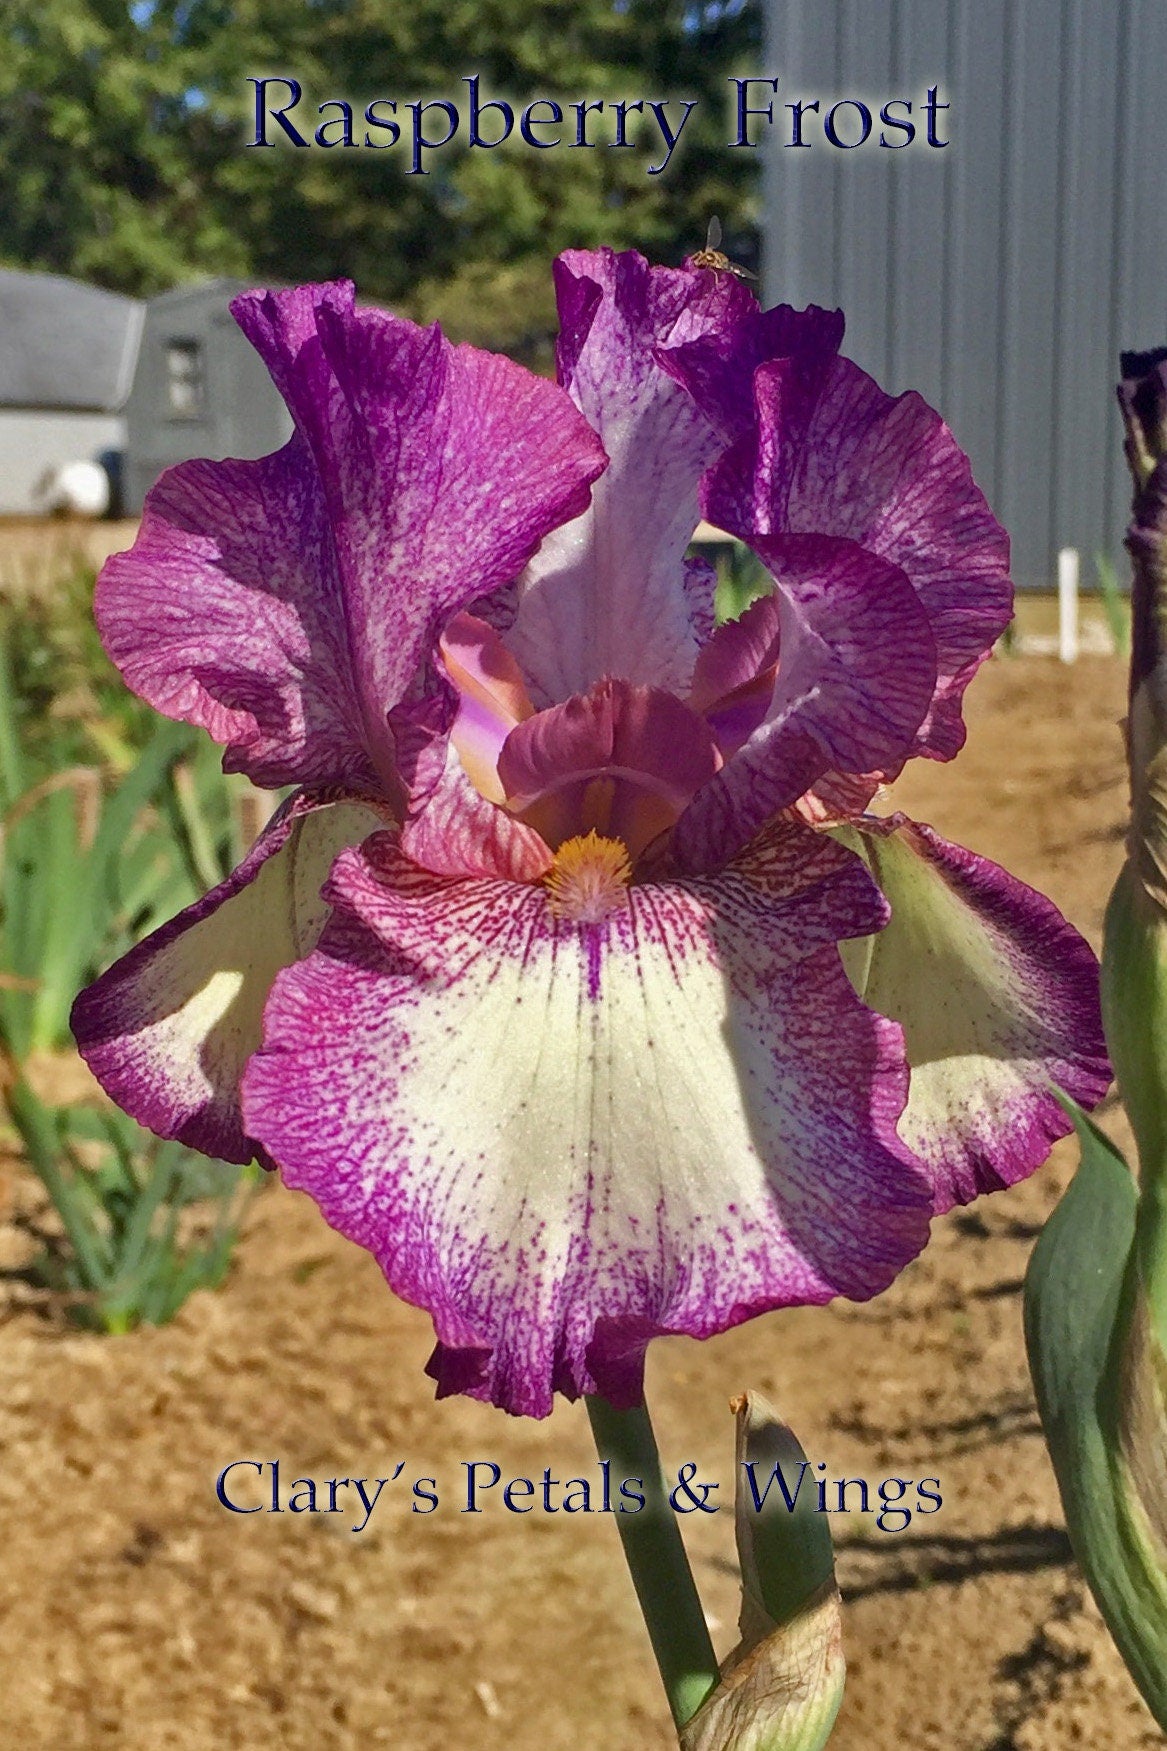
(835, 815, 1111, 1211)
(242, 821, 931, 1417)
(98, 447, 387, 794)
(70, 794, 385, 1162)
(674, 537, 936, 872)
(506, 250, 752, 706)
(659, 301, 845, 447)
(700, 354, 1012, 761)
(97, 282, 606, 791)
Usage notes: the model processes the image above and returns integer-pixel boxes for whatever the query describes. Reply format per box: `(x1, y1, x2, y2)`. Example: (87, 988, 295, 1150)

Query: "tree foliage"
(0, 0, 761, 357)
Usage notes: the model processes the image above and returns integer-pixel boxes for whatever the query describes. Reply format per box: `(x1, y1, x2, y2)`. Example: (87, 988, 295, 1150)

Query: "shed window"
(166, 339, 204, 418)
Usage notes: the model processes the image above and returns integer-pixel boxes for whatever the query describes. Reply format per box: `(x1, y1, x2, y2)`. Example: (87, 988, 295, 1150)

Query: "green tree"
(1, 0, 761, 358)
(0, 0, 249, 291)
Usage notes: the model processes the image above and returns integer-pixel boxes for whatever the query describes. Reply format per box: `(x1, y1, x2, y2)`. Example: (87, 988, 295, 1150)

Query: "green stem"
(586, 1394, 719, 1730)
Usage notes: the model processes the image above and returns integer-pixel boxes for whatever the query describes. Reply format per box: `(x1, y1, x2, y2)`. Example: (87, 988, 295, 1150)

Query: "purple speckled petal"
(71, 793, 385, 1163)
(241, 820, 931, 1418)
(674, 537, 937, 873)
(97, 282, 607, 791)
(506, 250, 753, 706)
(835, 814, 1111, 1211)
(699, 354, 1012, 762)
(659, 300, 845, 448)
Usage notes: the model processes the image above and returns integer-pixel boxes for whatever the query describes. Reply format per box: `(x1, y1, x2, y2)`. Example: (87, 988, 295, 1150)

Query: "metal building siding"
(763, 0, 1167, 589)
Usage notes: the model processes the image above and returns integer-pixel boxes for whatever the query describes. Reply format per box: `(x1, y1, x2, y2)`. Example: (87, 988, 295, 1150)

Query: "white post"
(1058, 547, 1080, 664)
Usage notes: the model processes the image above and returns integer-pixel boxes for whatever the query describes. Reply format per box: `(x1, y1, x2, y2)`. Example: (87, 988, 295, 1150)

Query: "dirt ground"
(0, 519, 141, 596)
(1, 644, 1160, 1751)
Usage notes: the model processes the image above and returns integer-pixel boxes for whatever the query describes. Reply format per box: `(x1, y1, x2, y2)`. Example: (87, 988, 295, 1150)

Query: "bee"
(690, 216, 757, 280)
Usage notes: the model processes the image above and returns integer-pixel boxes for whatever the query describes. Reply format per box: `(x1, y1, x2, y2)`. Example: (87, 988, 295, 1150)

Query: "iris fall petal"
(241, 822, 931, 1416)
(835, 815, 1111, 1210)
(71, 795, 385, 1162)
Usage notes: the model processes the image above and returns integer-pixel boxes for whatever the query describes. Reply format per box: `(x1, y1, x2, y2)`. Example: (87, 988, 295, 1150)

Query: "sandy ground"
(1, 647, 1161, 1750)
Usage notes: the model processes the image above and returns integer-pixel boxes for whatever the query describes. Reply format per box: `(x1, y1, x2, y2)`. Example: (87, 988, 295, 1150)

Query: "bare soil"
(1, 647, 1160, 1751)
(0, 519, 140, 597)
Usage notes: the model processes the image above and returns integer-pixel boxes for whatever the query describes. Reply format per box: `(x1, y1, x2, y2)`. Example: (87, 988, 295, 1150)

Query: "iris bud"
(679, 1394, 844, 1751)
(1109, 348, 1167, 1194)
(1024, 349, 1167, 1731)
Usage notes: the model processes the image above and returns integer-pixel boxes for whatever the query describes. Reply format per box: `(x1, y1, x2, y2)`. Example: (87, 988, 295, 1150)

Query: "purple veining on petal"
(699, 351, 1012, 764)
(71, 250, 1107, 1426)
(97, 449, 389, 794)
(242, 819, 927, 1417)
(584, 924, 604, 1002)
(674, 536, 937, 872)
(97, 281, 607, 792)
(682, 551, 718, 651)
(658, 299, 845, 448)
(506, 249, 758, 706)
(795, 768, 883, 826)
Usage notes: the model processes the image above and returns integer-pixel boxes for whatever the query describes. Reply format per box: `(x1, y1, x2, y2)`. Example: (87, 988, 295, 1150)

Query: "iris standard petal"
(97, 446, 389, 793)
(241, 822, 931, 1418)
(506, 249, 754, 706)
(674, 537, 937, 872)
(834, 814, 1111, 1211)
(658, 299, 845, 448)
(70, 795, 385, 1163)
(97, 282, 607, 791)
(700, 354, 1012, 762)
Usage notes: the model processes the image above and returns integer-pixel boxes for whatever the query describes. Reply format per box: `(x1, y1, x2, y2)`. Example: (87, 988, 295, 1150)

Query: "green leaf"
(6, 1076, 113, 1287)
(0, 640, 27, 810)
(1024, 1099, 1167, 1727)
(29, 721, 190, 1051)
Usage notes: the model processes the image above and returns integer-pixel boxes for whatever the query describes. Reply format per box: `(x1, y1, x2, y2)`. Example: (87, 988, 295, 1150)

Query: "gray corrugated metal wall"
(763, 0, 1167, 589)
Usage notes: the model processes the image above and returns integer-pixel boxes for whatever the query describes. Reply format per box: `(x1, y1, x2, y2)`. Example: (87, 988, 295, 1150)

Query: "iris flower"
(72, 251, 1109, 1416)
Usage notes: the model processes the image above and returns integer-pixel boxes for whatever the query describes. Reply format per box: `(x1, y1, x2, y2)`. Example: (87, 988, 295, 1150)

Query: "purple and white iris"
(72, 250, 1109, 1417)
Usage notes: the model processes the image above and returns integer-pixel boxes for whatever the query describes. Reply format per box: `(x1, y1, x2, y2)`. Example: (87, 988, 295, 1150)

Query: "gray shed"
(762, 0, 1167, 590)
(124, 281, 292, 516)
(0, 269, 143, 515)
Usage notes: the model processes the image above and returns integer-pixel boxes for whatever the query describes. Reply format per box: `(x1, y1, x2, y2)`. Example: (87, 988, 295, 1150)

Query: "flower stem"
(585, 1394, 720, 1729)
